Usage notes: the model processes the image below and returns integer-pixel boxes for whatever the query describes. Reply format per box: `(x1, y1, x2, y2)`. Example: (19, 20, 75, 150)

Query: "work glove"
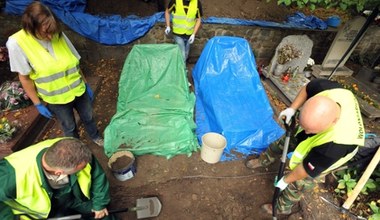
(165, 26, 171, 35)
(35, 103, 53, 119)
(85, 83, 94, 102)
(278, 107, 295, 125)
(188, 34, 195, 44)
(274, 176, 288, 191)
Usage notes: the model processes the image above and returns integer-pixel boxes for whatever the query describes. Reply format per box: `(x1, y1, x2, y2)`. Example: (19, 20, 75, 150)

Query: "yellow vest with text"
(289, 89, 365, 174)
(4, 138, 92, 219)
(172, 0, 198, 35)
(11, 30, 85, 104)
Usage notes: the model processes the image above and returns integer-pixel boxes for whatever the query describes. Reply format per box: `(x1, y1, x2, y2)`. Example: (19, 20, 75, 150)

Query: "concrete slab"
(267, 74, 310, 104)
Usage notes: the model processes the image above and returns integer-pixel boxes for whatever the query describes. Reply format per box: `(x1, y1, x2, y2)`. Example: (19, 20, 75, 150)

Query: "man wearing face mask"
(246, 78, 365, 216)
(0, 138, 116, 219)
(165, 0, 203, 63)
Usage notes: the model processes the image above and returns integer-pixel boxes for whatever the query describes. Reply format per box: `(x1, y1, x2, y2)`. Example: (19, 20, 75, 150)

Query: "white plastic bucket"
(108, 151, 136, 181)
(200, 132, 227, 164)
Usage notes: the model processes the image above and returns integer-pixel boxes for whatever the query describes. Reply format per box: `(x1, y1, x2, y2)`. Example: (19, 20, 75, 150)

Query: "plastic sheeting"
(4, 0, 328, 45)
(104, 44, 198, 158)
(192, 36, 284, 161)
(4, 0, 159, 45)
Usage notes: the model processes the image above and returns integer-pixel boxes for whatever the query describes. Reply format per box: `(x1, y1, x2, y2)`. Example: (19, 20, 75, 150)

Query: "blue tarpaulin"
(4, 0, 328, 45)
(192, 36, 284, 161)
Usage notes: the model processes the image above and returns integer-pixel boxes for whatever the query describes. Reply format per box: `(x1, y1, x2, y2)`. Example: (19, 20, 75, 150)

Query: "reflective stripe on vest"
(11, 30, 85, 104)
(172, 0, 198, 35)
(289, 89, 365, 171)
(4, 138, 92, 218)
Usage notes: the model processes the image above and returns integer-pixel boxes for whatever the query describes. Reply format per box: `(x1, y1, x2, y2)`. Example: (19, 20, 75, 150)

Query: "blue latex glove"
(85, 83, 94, 102)
(35, 103, 53, 119)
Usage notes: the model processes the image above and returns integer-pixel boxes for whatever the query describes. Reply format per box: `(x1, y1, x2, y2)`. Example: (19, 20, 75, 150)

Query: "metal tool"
(321, 146, 380, 220)
(47, 196, 162, 220)
(320, 196, 366, 220)
(272, 117, 295, 220)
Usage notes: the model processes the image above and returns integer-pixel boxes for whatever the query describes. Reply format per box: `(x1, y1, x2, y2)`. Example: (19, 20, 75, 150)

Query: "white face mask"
(56, 174, 68, 182)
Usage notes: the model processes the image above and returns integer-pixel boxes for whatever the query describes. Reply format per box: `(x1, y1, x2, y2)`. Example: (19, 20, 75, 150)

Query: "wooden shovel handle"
(342, 146, 380, 210)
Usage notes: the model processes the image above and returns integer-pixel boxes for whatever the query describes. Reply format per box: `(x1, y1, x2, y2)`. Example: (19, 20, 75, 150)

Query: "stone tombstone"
(322, 16, 366, 68)
(268, 35, 313, 77)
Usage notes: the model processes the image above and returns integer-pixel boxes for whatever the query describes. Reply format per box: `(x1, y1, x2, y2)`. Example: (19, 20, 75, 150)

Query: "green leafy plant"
(335, 173, 357, 196)
(368, 200, 380, 220)
(268, 0, 374, 12)
(361, 178, 377, 195)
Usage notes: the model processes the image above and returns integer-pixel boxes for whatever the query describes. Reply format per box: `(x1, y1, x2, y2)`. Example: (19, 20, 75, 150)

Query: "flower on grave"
(277, 44, 302, 65)
(305, 58, 315, 71)
(0, 81, 32, 112)
(0, 117, 17, 144)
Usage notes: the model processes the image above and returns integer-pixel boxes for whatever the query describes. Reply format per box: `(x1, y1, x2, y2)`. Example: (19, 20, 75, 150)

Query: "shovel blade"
(136, 197, 162, 219)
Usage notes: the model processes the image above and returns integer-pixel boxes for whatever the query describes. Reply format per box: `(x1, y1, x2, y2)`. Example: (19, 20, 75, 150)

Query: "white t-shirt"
(6, 32, 81, 75)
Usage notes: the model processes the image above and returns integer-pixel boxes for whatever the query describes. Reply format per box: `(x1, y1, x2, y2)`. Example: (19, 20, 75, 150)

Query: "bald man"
(246, 79, 365, 216)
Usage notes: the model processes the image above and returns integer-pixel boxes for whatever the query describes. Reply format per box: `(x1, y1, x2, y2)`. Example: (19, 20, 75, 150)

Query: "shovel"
(272, 117, 295, 220)
(47, 196, 162, 220)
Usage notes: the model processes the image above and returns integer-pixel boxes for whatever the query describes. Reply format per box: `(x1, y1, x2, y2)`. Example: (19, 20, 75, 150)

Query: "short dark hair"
(44, 138, 92, 170)
(21, 1, 61, 38)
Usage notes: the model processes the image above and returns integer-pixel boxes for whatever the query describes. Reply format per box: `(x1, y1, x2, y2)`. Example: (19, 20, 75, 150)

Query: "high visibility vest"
(289, 89, 365, 173)
(4, 138, 92, 219)
(172, 0, 198, 35)
(11, 30, 85, 104)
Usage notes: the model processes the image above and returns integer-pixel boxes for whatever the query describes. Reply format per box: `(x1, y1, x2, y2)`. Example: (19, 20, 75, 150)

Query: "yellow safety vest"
(11, 30, 85, 104)
(172, 0, 198, 35)
(4, 138, 92, 219)
(289, 89, 365, 174)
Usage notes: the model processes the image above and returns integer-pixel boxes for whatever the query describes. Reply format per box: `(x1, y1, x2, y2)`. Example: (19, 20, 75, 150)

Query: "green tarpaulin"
(104, 44, 198, 159)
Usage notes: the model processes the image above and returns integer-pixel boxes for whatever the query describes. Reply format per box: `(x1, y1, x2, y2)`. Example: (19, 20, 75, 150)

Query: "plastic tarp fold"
(4, 0, 328, 45)
(192, 36, 284, 161)
(104, 44, 198, 158)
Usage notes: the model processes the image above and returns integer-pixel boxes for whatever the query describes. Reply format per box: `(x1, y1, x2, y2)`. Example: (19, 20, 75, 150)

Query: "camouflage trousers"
(260, 136, 316, 212)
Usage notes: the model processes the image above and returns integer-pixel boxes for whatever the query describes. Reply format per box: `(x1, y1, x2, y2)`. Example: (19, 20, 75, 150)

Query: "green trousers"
(261, 136, 316, 213)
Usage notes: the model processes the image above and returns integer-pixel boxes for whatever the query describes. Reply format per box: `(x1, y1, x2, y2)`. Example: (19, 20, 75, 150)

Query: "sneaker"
(261, 203, 292, 215)
(93, 137, 104, 147)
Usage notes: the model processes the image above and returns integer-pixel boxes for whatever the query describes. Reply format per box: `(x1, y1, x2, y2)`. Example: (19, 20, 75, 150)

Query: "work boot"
(261, 203, 292, 215)
(245, 150, 276, 169)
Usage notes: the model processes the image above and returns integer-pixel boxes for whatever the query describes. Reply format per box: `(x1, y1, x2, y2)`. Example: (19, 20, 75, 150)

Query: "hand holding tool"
(165, 26, 171, 35)
(47, 196, 162, 220)
(274, 176, 288, 191)
(188, 34, 195, 44)
(272, 117, 294, 220)
(278, 108, 295, 125)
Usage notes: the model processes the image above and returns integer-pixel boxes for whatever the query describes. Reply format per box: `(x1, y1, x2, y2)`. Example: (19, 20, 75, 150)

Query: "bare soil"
(2, 1, 377, 220)
(80, 1, 379, 220)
